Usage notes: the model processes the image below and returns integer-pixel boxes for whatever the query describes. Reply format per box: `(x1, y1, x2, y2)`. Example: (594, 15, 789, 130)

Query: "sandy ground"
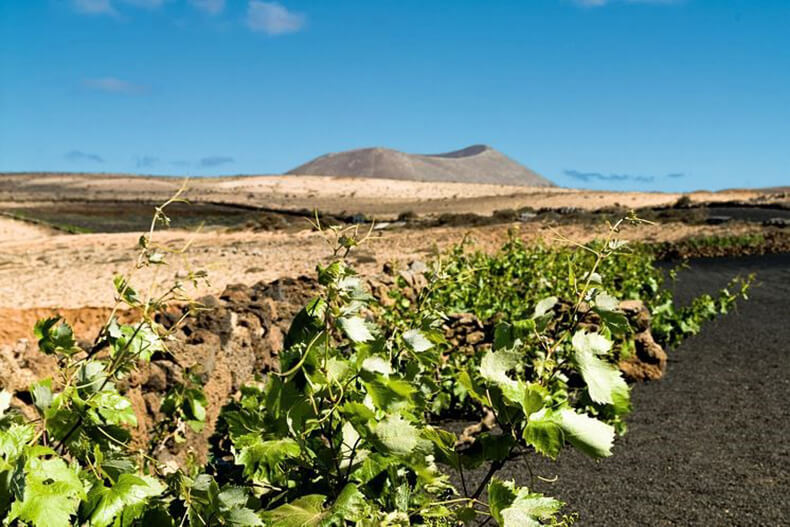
(0, 173, 785, 340)
(0, 215, 58, 240)
(0, 215, 768, 311)
(2, 173, 785, 218)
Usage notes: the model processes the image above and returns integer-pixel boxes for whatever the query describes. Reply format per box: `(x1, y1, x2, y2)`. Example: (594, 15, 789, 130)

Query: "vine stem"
(459, 462, 469, 496)
(54, 320, 146, 452)
(429, 497, 488, 508)
(543, 216, 627, 362)
(273, 331, 324, 377)
(470, 458, 506, 500)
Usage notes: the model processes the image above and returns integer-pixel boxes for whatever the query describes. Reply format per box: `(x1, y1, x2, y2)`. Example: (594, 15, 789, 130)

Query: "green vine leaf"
(524, 409, 564, 460)
(113, 323, 164, 363)
(262, 494, 327, 527)
(339, 316, 374, 343)
(30, 380, 53, 414)
(593, 291, 619, 312)
(113, 276, 141, 305)
(373, 414, 424, 456)
(236, 438, 301, 486)
(532, 296, 558, 318)
(480, 348, 521, 387)
(571, 329, 612, 356)
(90, 390, 137, 427)
(0, 424, 35, 468)
(572, 330, 629, 407)
(8, 456, 85, 527)
(81, 473, 164, 527)
(363, 375, 415, 411)
(34, 317, 79, 356)
(361, 355, 392, 376)
(225, 507, 264, 526)
(331, 483, 369, 522)
(488, 478, 562, 527)
(557, 408, 615, 458)
(403, 329, 433, 352)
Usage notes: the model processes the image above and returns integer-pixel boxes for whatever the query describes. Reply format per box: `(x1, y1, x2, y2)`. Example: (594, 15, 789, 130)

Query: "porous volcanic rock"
(618, 300, 667, 381)
(131, 275, 319, 463)
(0, 264, 670, 469)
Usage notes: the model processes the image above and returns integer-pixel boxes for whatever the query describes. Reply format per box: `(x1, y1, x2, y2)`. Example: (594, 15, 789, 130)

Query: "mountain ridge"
(287, 144, 553, 187)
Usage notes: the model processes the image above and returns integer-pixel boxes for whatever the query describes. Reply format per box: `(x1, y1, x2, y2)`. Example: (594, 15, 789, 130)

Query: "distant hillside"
(286, 144, 554, 187)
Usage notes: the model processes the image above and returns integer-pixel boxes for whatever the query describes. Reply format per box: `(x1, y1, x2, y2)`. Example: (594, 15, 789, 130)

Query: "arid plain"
(0, 172, 787, 343)
(2, 173, 787, 306)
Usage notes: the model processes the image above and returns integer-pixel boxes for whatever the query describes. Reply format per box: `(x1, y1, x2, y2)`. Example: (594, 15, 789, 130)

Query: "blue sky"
(0, 0, 788, 191)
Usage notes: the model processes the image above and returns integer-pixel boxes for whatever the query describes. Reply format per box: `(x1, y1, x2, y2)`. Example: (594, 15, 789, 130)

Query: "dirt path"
(487, 253, 790, 525)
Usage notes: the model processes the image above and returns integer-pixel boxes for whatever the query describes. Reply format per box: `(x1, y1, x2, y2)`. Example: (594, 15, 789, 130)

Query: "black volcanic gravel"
(466, 253, 790, 526)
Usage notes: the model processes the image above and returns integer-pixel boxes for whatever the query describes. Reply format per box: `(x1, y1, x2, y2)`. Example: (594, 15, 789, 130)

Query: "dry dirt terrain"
(0, 172, 787, 343)
(2, 172, 786, 218)
(0, 216, 776, 320)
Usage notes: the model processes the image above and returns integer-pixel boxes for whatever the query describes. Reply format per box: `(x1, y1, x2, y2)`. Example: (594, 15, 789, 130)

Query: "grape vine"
(0, 205, 750, 526)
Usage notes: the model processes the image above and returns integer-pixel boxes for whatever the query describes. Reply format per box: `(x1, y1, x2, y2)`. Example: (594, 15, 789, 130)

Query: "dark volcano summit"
(287, 145, 553, 187)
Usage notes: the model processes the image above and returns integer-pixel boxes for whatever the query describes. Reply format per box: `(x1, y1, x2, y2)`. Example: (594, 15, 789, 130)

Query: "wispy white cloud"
(119, 0, 168, 8)
(71, 0, 300, 31)
(135, 155, 159, 168)
(199, 156, 234, 167)
(65, 150, 104, 163)
(71, 0, 168, 17)
(246, 1, 306, 35)
(573, 0, 682, 6)
(189, 0, 225, 15)
(71, 0, 117, 16)
(82, 77, 147, 95)
(564, 169, 686, 183)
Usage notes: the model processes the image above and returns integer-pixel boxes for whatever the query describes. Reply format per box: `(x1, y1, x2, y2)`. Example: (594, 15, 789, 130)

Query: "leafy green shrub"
(383, 227, 751, 351)
(0, 190, 210, 526)
(0, 212, 750, 526)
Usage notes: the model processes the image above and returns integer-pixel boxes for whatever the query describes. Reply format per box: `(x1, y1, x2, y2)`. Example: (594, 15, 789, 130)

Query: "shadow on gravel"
(474, 253, 790, 526)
